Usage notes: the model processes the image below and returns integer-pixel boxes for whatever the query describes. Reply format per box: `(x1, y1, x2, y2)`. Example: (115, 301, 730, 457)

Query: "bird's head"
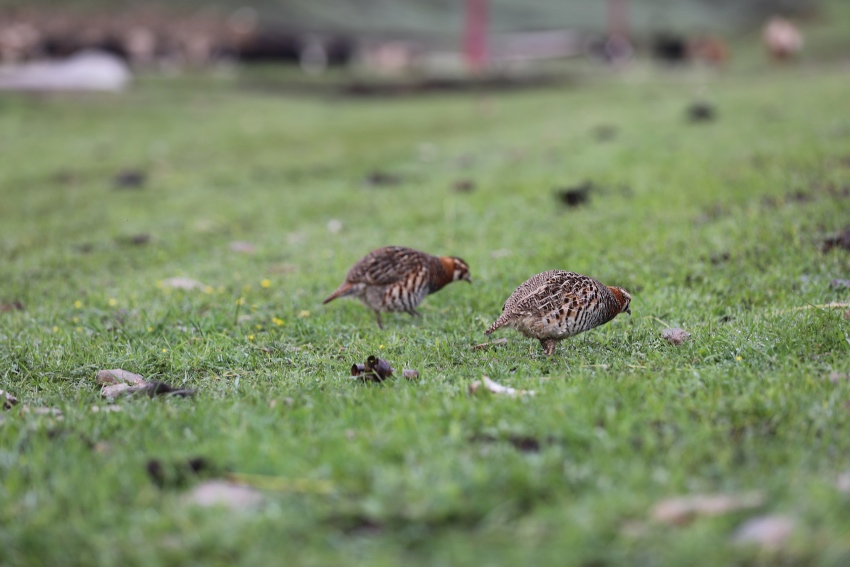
(608, 286, 632, 315)
(446, 257, 472, 283)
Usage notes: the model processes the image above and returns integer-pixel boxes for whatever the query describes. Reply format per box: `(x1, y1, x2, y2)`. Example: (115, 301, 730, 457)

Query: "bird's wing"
(347, 247, 427, 286)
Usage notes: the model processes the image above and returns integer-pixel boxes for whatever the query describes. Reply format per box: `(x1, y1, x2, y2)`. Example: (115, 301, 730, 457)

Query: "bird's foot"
(540, 339, 556, 357)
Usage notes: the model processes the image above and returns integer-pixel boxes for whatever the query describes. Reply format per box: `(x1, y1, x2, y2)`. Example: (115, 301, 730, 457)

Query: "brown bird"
(323, 246, 471, 328)
(485, 270, 631, 356)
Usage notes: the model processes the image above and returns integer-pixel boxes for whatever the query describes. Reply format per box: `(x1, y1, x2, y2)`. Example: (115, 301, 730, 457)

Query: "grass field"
(2, 40, 850, 567)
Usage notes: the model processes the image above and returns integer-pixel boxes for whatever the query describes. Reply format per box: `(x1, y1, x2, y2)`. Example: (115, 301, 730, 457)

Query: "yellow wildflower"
(298, 310, 310, 318)
(74, 300, 82, 309)
(108, 298, 117, 307)
(261, 279, 271, 288)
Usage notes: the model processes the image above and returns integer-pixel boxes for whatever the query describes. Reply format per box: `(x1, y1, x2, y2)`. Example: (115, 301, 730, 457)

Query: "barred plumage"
(323, 246, 471, 328)
(485, 270, 631, 356)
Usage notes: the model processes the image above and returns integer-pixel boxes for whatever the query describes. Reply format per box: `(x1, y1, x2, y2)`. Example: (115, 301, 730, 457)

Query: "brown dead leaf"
(733, 515, 795, 549)
(2, 390, 18, 410)
(469, 376, 535, 397)
(112, 168, 147, 190)
(652, 492, 764, 526)
(472, 338, 508, 351)
(0, 300, 24, 312)
(350, 355, 397, 382)
(229, 241, 255, 254)
(452, 179, 476, 193)
(402, 369, 419, 380)
(96, 369, 146, 386)
(160, 277, 205, 291)
(661, 327, 691, 346)
(185, 480, 265, 510)
(828, 372, 849, 383)
(97, 368, 195, 399)
(822, 228, 850, 253)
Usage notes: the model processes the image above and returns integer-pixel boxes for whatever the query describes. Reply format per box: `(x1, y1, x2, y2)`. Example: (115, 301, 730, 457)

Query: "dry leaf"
(402, 369, 419, 380)
(228, 241, 255, 254)
(160, 277, 205, 290)
(327, 219, 343, 234)
(469, 376, 535, 397)
(226, 472, 334, 494)
(0, 300, 24, 312)
(20, 406, 63, 418)
(91, 404, 122, 413)
(829, 372, 849, 383)
(836, 473, 850, 494)
(112, 168, 146, 189)
(185, 480, 265, 510)
(733, 515, 795, 549)
(652, 492, 764, 526)
(96, 369, 146, 386)
(661, 327, 691, 346)
(472, 338, 508, 351)
(350, 355, 397, 382)
(2, 390, 18, 410)
(822, 228, 850, 253)
(97, 369, 195, 399)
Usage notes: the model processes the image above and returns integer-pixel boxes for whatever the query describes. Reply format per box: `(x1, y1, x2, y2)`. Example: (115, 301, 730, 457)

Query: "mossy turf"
(2, 58, 850, 565)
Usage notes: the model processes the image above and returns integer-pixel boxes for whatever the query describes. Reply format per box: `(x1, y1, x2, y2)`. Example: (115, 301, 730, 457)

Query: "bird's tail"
(484, 313, 513, 335)
(323, 282, 354, 304)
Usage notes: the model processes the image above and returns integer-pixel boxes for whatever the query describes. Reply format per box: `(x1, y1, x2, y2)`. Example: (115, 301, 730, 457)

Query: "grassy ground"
(2, 51, 850, 566)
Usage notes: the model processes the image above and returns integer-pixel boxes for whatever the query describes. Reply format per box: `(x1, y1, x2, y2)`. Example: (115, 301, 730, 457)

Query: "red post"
(464, 0, 488, 73)
(607, 0, 629, 40)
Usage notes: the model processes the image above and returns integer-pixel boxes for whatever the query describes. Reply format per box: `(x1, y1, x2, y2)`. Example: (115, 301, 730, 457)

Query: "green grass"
(2, 52, 850, 566)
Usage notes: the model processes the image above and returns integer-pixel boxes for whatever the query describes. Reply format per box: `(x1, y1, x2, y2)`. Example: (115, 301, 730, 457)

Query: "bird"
(484, 270, 631, 356)
(323, 246, 471, 328)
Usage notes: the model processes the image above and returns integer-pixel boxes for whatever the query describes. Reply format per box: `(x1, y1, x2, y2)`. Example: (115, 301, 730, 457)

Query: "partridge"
(484, 270, 631, 356)
(323, 246, 471, 328)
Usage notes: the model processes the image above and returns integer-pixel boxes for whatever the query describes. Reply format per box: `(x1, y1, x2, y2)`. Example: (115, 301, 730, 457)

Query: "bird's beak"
(464, 274, 472, 284)
(626, 307, 632, 315)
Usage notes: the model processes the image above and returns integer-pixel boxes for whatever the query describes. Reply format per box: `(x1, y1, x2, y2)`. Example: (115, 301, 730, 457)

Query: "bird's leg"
(407, 308, 421, 318)
(374, 311, 384, 329)
(540, 338, 556, 357)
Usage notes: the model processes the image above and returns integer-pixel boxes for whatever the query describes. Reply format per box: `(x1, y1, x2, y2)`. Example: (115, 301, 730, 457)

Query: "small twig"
(471, 338, 508, 351)
(644, 316, 670, 328)
(226, 472, 334, 494)
(233, 297, 243, 327)
(469, 376, 535, 397)
(777, 302, 850, 314)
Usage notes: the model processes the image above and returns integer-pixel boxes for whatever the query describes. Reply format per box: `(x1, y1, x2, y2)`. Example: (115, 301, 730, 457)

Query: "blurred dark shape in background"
(0, 0, 823, 87)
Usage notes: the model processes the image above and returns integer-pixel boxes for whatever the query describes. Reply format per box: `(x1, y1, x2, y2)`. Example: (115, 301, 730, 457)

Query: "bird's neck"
(429, 256, 455, 291)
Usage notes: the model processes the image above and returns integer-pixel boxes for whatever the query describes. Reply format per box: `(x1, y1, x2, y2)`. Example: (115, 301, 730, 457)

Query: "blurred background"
(0, 0, 843, 93)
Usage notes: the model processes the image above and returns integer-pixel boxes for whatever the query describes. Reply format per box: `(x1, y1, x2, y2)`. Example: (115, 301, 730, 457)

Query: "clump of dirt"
(555, 181, 592, 208)
(112, 169, 147, 190)
(687, 102, 716, 123)
(822, 228, 850, 253)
